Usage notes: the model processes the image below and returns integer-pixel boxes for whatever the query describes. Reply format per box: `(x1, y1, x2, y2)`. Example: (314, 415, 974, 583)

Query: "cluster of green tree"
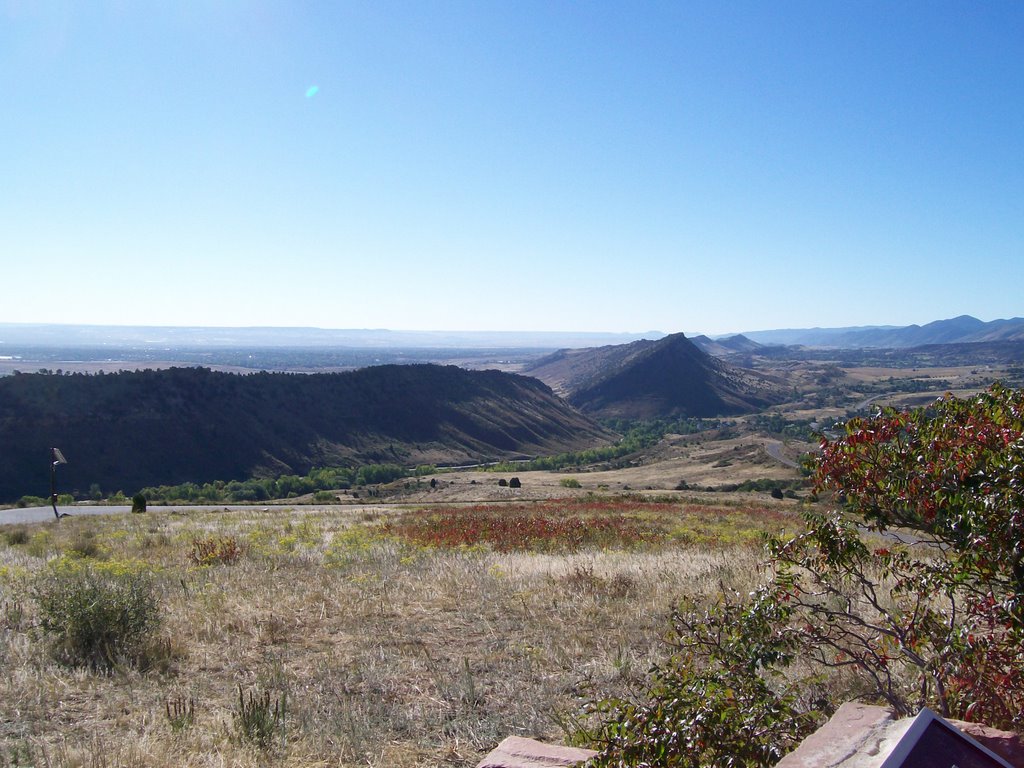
(138, 463, 433, 504)
(602, 416, 724, 439)
(748, 412, 817, 440)
(15, 493, 76, 508)
(731, 478, 806, 494)
(581, 383, 1024, 766)
(865, 375, 954, 394)
(486, 417, 723, 474)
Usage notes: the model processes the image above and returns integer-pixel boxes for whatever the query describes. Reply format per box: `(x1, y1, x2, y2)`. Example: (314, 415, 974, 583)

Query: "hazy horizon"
(1, 313, 1015, 343)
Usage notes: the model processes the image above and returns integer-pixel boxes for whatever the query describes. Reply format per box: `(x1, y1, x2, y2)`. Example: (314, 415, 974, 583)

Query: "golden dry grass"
(0, 499, 795, 767)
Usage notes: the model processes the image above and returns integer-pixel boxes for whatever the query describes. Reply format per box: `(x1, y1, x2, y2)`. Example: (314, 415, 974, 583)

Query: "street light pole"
(50, 447, 69, 520)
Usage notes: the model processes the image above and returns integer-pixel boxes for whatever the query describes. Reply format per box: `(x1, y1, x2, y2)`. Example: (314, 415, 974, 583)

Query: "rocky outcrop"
(775, 702, 1024, 768)
(476, 736, 597, 768)
(950, 719, 1024, 767)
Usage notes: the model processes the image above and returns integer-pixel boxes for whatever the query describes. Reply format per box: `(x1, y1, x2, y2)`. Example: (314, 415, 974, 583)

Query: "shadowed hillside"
(525, 333, 786, 419)
(0, 365, 613, 502)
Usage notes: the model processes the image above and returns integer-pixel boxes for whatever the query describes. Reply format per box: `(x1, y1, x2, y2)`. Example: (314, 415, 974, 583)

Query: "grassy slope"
(0, 497, 795, 767)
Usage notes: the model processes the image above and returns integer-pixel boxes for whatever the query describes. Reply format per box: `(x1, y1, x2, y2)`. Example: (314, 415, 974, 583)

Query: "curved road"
(764, 441, 800, 469)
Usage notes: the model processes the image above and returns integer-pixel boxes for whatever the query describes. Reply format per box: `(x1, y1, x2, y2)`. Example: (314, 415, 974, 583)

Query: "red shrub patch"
(383, 499, 668, 552)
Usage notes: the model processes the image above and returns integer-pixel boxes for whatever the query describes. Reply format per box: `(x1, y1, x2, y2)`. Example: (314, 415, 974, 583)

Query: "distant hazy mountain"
(740, 316, 1024, 348)
(525, 333, 786, 419)
(691, 334, 765, 357)
(0, 365, 613, 502)
(0, 323, 663, 350)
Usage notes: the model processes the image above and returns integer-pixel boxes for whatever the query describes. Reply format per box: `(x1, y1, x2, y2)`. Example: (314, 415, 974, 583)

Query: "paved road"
(0, 503, 307, 526)
(764, 441, 801, 469)
(0, 501, 444, 526)
(0, 504, 132, 525)
(855, 392, 894, 411)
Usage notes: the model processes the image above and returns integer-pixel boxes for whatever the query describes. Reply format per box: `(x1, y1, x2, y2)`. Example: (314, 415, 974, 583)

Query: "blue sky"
(2, 1, 1021, 335)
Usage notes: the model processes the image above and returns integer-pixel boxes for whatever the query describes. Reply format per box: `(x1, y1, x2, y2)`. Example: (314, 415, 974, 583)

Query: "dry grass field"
(0, 495, 802, 767)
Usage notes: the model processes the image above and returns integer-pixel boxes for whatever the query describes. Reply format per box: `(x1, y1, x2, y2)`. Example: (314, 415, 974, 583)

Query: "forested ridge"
(0, 365, 611, 502)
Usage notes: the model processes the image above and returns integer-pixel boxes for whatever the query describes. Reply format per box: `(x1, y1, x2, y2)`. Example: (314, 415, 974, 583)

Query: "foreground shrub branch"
(581, 384, 1024, 766)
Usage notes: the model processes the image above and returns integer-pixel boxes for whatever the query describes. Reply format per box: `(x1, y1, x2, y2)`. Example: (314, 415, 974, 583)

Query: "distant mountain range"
(0, 365, 612, 503)
(738, 315, 1024, 348)
(525, 333, 786, 419)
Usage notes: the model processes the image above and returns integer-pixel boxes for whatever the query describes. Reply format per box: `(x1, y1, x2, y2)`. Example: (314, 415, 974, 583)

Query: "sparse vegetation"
(234, 685, 287, 750)
(188, 534, 242, 565)
(0, 496, 788, 766)
(2, 527, 29, 546)
(165, 695, 196, 733)
(32, 558, 161, 670)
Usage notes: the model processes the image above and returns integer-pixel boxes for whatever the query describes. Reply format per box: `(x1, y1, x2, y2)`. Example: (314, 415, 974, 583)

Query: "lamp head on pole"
(50, 448, 70, 519)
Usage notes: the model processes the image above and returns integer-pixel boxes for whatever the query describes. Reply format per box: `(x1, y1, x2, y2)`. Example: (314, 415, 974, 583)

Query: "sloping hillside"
(0, 365, 613, 502)
(524, 333, 786, 419)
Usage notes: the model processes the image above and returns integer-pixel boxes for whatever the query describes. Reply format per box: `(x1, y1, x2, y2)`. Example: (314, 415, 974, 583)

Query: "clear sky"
(2, 2, 1021, 336)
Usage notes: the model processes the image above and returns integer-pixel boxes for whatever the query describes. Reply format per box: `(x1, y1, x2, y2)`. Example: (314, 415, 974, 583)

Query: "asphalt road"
(764, 441, 801, 469)
(0, 503, 290, 525)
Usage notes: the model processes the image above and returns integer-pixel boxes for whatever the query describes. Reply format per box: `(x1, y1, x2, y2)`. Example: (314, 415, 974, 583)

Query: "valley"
(1, 321, 1022, 767)
(1, 320, 1021, 510)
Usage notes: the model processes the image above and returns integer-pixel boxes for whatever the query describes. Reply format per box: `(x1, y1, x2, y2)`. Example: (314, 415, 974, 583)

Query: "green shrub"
(131, 493, 147, 513)
(2, 527, 29, 546)
(66, 530, 104, 559)
(32, 561, 161, 670)
(26, 530, 53, 558)
(165, 695, 196, 733)
(580, 593, 819, 766)
(234, 685, 286, 749)
(560, 477, 582, 488)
